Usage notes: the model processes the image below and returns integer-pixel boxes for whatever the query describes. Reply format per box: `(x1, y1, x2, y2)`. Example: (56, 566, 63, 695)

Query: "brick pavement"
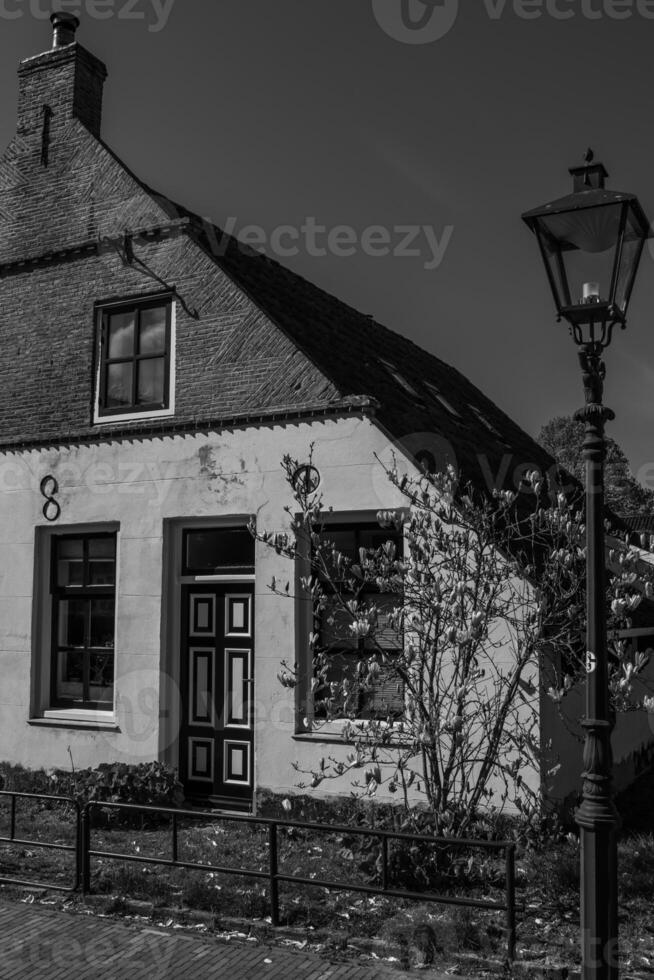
(0, 900, 452, 980)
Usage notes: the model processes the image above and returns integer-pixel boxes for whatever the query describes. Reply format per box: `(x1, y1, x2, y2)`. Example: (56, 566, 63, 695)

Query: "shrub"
(0, 760, 184, 822)
(0, 763, 58, 796)
(64, 761, 185, 809)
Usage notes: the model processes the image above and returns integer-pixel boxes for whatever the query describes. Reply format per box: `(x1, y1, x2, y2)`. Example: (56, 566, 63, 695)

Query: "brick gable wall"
(0, 78, 341, 448)
(0, 227, 341, 448)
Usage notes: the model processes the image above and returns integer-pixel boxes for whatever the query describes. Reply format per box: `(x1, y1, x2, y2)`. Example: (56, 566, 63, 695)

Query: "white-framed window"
(93, 293, 176, 424)
(32, 525, 118, 721)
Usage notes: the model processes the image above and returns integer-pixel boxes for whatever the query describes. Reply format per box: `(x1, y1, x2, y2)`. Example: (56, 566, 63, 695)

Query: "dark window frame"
(50, 532, 117, 710)
(312, 522, 405, 721)
(97, 297, 172, 418)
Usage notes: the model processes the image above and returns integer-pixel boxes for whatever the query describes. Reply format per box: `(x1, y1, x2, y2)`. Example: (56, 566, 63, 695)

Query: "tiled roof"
(148, 188, 559, 494)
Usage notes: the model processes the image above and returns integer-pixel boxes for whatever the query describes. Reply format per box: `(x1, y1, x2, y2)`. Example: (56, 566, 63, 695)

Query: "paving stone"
(0, 900, 454, 980)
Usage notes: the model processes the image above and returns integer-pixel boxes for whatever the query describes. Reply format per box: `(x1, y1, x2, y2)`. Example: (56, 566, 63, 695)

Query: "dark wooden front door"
(180, 584, 254, 810)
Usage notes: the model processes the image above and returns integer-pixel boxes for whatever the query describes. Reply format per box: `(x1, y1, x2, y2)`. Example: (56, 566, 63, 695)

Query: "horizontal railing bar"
(0, 876, 74, 892)
(84, 802, 511, 850)
(273, 872, 507, 911)
(0, 837, 75, 853)
(87, 849, 269, 880)
(0, 791, 78, 806)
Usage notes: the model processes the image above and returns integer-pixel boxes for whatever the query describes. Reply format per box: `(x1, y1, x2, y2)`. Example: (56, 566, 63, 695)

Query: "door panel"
(181, 584, 254, 810)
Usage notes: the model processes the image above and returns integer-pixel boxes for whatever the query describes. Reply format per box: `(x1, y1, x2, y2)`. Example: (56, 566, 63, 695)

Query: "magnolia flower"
(611, 599, 627, 618)
(349, 619, 371, 638)
(281, 798, 292, 812)
(643, 696, 654, 714)
(470, 611, 485, 632)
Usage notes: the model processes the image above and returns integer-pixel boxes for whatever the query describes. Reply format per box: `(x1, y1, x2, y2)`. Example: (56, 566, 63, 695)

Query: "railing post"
(81, 804, 91, 896)
(505, 843, 516, 962)
(74, 801, 81, 890)
(269, 822, 279, 928)
(381, 834, 389, 892)
(9, 795, 16, 841)
(172, 813, 178, 864)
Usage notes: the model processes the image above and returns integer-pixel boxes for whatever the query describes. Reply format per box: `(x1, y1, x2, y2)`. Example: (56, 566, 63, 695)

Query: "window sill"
(293, 726, 412, 748)
(93, 407, 174, 426)
(30, 710, 119, 731)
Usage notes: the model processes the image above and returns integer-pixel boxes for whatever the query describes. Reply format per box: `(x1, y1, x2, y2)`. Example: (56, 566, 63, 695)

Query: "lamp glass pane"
(539, 203, 624, 308)
(536, 229, 570, 310)
(614, 207, 647, 313)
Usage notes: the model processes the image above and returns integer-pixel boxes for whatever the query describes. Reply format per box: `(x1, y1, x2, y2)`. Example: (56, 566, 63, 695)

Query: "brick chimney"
(17, 13, 107, 144)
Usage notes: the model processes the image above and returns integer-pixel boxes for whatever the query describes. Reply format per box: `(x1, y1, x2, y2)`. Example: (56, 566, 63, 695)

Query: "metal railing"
(81, 800, 517, 960)
(0, 791, 80, 891)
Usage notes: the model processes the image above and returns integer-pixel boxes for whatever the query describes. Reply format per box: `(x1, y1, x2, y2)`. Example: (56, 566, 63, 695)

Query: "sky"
(2, 0, 654, 484)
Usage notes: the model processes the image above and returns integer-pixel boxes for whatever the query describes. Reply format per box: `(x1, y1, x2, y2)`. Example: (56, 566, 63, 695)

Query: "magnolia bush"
(256, 452, 654, 836)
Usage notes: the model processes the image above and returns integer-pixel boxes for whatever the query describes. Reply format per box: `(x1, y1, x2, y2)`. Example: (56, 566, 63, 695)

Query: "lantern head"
(522, 156, 650, 346)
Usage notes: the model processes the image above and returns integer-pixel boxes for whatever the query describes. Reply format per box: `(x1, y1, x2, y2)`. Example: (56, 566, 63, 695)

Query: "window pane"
(362, 658, 404, 719)
(314, 650, 360, 717)
(320, 597, 358, 650)
(107, 362, 133, 407)
(88, 538, 115, 559)
(56, 649, 83, 701)
(137, 358, 165, 405)
(89, 561, 115, 586)
(363, 594, 402, 650)
(139, 306, 167, 354)
(358, 529, 401, 553)
(184, 528, 255, 573)
(57, 539, 84, 587)
(90, 598, 115, 648)
(58, 599, 86, 647)
(107, 312, 136, 358)
(58, 539, 83, 559)
(89, 652, 114, 703)
(88, 537, 116, 585)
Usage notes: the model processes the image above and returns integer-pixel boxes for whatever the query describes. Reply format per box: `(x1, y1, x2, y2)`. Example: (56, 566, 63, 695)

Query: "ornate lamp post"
(522, 154, 650, 980)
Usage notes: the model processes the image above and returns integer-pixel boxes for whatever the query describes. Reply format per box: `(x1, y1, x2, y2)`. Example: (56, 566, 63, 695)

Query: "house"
(0, 16, 651, 814)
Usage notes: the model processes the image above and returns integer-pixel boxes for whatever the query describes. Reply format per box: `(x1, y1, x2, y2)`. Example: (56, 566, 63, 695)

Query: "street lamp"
(522, 154, 650, 980)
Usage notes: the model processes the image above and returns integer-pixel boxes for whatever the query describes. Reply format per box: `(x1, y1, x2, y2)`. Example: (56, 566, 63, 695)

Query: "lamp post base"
(576, 719, 619, 980)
